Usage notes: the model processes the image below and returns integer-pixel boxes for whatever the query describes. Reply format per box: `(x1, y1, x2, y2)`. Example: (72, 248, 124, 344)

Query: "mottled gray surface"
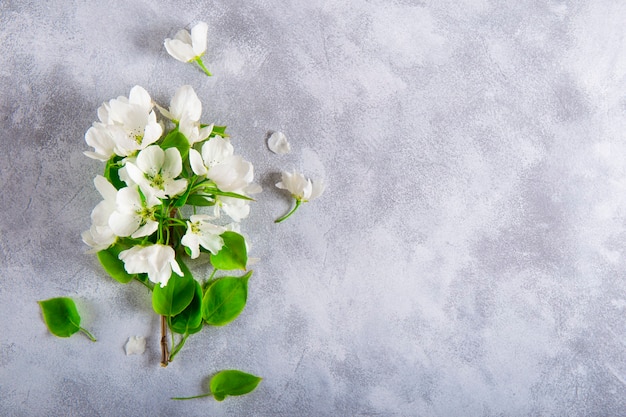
(2, 0, 626, 415)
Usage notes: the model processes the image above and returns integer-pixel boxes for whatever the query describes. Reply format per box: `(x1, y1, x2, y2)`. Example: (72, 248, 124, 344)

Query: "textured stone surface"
(2, 1, 626, 415)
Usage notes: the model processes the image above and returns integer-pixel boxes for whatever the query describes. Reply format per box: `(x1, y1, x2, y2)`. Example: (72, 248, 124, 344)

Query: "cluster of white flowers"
(82, 84, 259, 287)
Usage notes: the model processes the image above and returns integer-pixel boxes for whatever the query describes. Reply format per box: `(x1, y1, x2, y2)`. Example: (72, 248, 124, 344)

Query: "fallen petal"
(267, 131, 291, 154)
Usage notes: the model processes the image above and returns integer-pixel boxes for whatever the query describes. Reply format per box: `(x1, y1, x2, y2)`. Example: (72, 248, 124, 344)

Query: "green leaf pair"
(38, 297, 96, 342)
(172, 370, 262, 401)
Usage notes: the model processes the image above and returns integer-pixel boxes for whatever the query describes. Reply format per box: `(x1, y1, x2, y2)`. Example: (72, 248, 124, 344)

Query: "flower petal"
(189, 149, 208, 175)
(162, 147, 183, 179)
(309, 179, 325, 200)
(190, 21, 208, 56)
(170, 85, 202, 122)
(164, 39, 196, 62)
(267, 131, 291, 154)
(94, 175, 117, 202)
(137, 145, 165, 177)
(128, 86, 152, 113)
(109, 211, 141, 237)
(132, 220, 158, 238)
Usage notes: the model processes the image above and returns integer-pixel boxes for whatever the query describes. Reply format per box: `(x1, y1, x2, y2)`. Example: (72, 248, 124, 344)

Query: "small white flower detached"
(274, 171, 325, 223)
(164, 22, 212, 76)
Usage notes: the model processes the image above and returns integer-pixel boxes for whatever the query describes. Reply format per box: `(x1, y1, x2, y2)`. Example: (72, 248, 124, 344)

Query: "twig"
(160, 315, 169, 367)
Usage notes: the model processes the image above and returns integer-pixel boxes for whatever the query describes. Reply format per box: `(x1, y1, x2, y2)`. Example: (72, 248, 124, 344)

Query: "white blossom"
(189, 136, 234, 176)
(118, 244, 183, 287)
(157, 85, 202, 123)
(164, 22, 212, 76)
(82, 175, 118, 251)
(276, 171, 325, 202)
(125, 145, 188, 199)
(108, 186, 161, 238)
(164, 22, 208, 63)
(181, 214, 226, 259)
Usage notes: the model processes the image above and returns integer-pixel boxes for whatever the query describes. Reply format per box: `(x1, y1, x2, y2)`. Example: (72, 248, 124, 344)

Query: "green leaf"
(210, 370, 262, 401)
(152, 259, 196, 316)
(38, 297, 96, 341)
(170, 280, 203, 334)
(103, 157, 125, 190)
(202, 271, 251, 326)
(97, 243, 134, 284)
(205, 188, 255, 201)
(186, 194, 215, 207)
(210, 231, 247, 271)
(161, 129, 191, 159)
(172, 183, 192, 207)
(211, 125, 228, 138)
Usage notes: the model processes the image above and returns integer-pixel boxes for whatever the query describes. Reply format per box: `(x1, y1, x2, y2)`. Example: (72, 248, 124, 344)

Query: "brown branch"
(160, 315, 169, 367)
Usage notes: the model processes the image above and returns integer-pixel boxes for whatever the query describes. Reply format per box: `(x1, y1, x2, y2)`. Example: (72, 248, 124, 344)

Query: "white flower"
(215, 194, 256, 222)
(189, 136, 234, 176)
(181, 214, 226, 259)
(276, 171, 325, 202)
(82, 175, 118, 251)
(157, 85, 202, 123)
(190, 137, 260, 221)
(125, 145, 188, 199)
(84, 123, 124, 161)
(97, 86, 163, 157)
(164, 22, 212, 76)
(179, 118, 213, 145)
(267, 131, 291, 154)
(118, 244, 183, 287)
(274, 171, 325, 223)
(208, 155, 255, 193)
(108, 186, 161, 238)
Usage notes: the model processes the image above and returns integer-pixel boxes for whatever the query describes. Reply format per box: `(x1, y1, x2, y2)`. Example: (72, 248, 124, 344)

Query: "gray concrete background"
(2, 0, 626, 415)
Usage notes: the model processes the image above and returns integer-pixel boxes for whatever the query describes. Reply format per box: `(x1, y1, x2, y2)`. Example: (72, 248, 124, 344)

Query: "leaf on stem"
(210, 370, 262, 401)
(170, 280, 203, 334)
(161, 129, 191, 159)
(152, 258, 196, 316)
(210, 231, 247, 270)
(97, 243, 135, 284)
(202, 271, 252, 326)
(186, 194, 215, 207)
(210, 125, 228, 138)
(171, 369, 261, 401)
(38, 297, 96, 341)
(103, 156, 125, 190)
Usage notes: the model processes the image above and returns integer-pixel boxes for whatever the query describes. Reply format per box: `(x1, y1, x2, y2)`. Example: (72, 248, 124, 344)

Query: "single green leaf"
(210, 370, 262, 401)
(170, 280, 203, 334)
(205, 188, 255, 201)
(202, 271, 251, 326)
(161, 129, 191, 159)
(103, 157, 125, 190)
(152, 258, 196, 316)
(210, 231, 247, 271)
(186, 194, 215, 207)
(97, 243, 134, 284)
(38, 297, 96, 341)
(211, 125, 228, 138)
(38, 297, 81, 337)
(172, 183, 192, 207)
